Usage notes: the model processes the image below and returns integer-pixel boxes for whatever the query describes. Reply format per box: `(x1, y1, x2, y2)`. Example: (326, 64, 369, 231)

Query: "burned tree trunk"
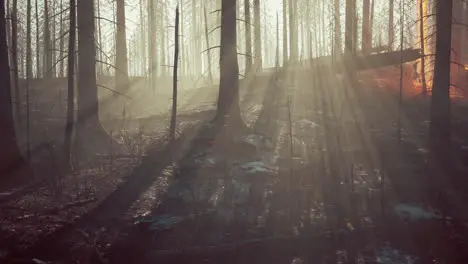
(429, 0, 452, 167)
(0, 0, 25, 177)
(419, 0, 427, 96)
(215, 0, 243, 128)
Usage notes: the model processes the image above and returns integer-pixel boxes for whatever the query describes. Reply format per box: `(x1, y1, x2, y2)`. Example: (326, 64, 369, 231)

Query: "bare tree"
(0, 0, 25, 177)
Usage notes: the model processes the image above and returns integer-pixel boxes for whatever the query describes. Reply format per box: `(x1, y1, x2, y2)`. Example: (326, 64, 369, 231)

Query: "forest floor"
(2, 66, 468, 264)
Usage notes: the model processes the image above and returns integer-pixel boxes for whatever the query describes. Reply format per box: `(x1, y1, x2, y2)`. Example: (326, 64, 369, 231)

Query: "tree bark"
(419, 0, 427, 96)
(334, 0, 342, 55)
(11, 0, 20, 120)
(345, 0, 355, 53)
(388, 0, 394, 50)
(253, 0, 262, 70)
(75, 0, 108, 157)
(429, 0, 452, 167)
(64, 0, 76, 169)
(116, 0, 129, 93)
(282, 0, 288, 65)
(204, 6, 213, 84)
(44, 0, 52, 77)
(244, 0, 252, 74)
(170, 6, 179, 143)
(0, 0, 25, 177)
(215, 0, 242, 128)
(288, 0, 297, 61)
(362, 0, 371, 53)
(35, 0, 40, 78)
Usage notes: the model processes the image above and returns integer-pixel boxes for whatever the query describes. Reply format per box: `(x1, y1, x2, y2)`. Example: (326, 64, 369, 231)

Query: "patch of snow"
(238, 161, 277, 175)
(393, 204, 437, 221)
(294, 119, 320, 129)
(136, 214, 184, 231)
(376, 246, 417, 264)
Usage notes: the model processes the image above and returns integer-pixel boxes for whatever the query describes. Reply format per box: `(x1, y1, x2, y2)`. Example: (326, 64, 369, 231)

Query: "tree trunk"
(148, 0, 156, 93)
(76, 0, 108, 157)
(35, 0, 40, 78)
(44, 0, 52, 77)
(59, 0, 65, 77)
(253, 0, 262, 70)
(0, 0, 25, 177)
(170, 6, 179, 143)
(282, 0, 288, 65)
(11, 0, 20, 120)
(204, 6, 213, 83)
(64, 0, 76, 169)
(419, 0, 427, 96)
(244, 0, 252, 74)
(345, 0, 356, 53)
(334, 0, 342, 55)
(215, 0, 242, 127)
(26, 0, 32, 161)
(288, 0, 297, 61)
(362, 0, 371, 53)
(116, 0, 129, 93)
(429, 0, 452, 167)
(388, 0, 394, 50)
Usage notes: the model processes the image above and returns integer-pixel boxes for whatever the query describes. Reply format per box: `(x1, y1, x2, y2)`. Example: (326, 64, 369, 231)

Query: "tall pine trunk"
(216, 0, 242, 127)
